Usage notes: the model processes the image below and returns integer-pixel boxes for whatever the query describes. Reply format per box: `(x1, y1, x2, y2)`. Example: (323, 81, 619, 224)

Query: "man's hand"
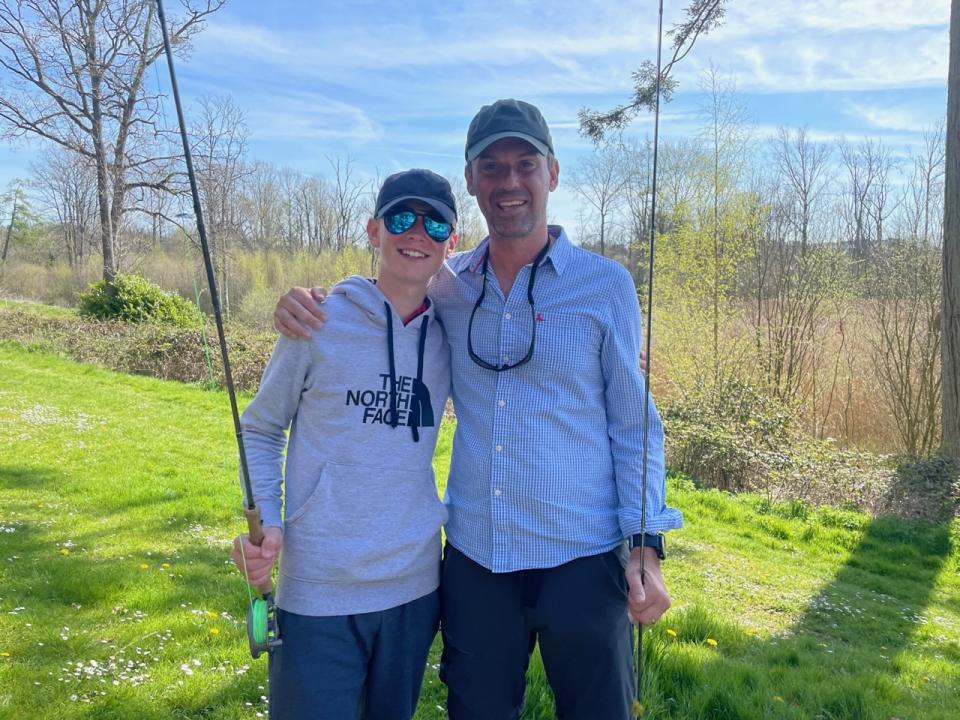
(231, 527, 283, 592)
(639, 350, 647, 375)
(625, 546, 670, 625)
(274, 287, 327, 339)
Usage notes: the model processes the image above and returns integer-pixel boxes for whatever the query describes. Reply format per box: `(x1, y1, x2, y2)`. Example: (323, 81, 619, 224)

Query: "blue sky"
(0, 0, 950, 229)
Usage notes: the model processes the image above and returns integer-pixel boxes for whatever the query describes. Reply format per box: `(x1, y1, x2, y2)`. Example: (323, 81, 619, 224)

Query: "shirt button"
(498, 399, 505, 408)
(503, 356, 510, 363)
(495, 444, 503, 452)
(494, 488, 502, 497)
(504, 312, 512, 320)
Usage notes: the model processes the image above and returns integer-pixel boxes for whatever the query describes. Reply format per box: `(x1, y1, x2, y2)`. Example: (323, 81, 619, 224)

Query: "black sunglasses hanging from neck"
(467, 239, 551, 372)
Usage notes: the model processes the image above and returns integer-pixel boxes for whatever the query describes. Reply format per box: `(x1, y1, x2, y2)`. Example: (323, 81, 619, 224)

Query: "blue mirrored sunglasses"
(383, 208, 453, 242)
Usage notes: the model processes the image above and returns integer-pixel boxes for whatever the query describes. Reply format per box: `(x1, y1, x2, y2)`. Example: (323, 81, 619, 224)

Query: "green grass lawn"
(1, 342, 958, 719)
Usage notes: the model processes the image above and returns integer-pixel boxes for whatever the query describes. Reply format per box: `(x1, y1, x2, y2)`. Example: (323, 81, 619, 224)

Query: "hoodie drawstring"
(384, 302, 431, 443)
(411, 315, 429, 442)
(385, 302, 399, 430)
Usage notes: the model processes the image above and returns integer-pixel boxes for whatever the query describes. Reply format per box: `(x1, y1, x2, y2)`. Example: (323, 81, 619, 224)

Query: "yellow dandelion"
(665, 628, 677, 638)
(206, 610, 218, 618)
(59, 548, 70, 556)
(208, 627, 220, 635)
(773, 696, 784, 703)
(1, 651, 10, 657)
(706, 638, 718, 647)
(139, 563, 149, 569)
(631, 699, 644, 717)
(161, 563, 171, 569)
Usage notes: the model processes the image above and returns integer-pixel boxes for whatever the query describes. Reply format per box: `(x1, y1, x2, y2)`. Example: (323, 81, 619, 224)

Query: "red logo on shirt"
(535, 312, 545, 323)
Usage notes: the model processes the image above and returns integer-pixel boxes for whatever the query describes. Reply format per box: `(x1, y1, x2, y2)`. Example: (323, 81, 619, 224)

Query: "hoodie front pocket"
(280, 461, 447, 586)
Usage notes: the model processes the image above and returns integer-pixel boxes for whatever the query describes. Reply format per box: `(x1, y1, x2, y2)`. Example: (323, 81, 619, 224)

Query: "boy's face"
(367, 200, 456, 288)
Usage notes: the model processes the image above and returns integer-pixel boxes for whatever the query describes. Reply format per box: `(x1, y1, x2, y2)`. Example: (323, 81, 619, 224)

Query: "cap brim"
(466, 132, 550, 161)
(377, 196, 456, 225)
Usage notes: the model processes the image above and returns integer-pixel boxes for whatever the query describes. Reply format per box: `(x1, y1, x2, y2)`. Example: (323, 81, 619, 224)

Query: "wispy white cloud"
(244, 92, 382, 143)
(842, 99, 941, 132)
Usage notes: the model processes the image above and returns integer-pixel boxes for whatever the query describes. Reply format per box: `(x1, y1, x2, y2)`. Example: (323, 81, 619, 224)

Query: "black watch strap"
(631, 532, 665, 560)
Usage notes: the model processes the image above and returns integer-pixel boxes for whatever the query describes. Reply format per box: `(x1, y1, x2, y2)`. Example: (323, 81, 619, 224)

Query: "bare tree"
(0, 0, 224, 282)
(867, 239, 942, 456)
(620, 137, 653, 284)
(1, 178, 24, 263)
(447, 174, 484, 251)
(898, 124, 945, 244)
(773, 126, 832, 253)
(326, 155, 368, 251)
(32, 146, 98, 266)
(838, 138, 897, 262)
(191, 94, 248, 315)
(567, 138, 631, 257)
(944, 0, 960, 460)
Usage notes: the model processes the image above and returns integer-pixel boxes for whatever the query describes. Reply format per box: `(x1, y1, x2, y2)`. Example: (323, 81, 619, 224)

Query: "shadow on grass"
(638, 489, 956, 719)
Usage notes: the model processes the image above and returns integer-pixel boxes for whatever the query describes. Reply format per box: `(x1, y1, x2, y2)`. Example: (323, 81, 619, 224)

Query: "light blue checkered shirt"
(430, 226, 682, 573)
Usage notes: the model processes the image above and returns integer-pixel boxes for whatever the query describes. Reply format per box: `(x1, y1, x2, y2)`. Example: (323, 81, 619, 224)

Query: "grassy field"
(0, 343, 958, 719)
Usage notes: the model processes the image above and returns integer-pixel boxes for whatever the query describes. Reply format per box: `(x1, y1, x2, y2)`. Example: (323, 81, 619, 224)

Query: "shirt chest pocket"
(527, 310, 604, 377)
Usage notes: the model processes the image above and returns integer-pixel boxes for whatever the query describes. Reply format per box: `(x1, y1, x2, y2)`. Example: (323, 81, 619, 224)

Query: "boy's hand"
(231, 527, 283, 592)
(274, 287, 327, 339)
(625, 547, 670, 625)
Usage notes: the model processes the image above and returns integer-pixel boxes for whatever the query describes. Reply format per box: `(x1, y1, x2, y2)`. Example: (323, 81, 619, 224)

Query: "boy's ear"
(366, 217, 381, 248)
(446, 232, 459, 258)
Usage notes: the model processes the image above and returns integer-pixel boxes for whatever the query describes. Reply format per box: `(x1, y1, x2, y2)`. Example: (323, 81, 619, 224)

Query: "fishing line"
(634, 0, 665, 715)
(154, 0, 279, 660)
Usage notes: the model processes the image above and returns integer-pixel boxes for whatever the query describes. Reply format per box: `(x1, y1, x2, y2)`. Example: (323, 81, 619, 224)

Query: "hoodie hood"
(330, 275, 436, 325)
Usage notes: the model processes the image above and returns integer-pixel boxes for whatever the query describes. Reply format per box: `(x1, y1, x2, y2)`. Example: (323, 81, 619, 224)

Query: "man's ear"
(548, 156, 559, 192)
(366, 217, 381, 249)
(464, 163, 477, 196)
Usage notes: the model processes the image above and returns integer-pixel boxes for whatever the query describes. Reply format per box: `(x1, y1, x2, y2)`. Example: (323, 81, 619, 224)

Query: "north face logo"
(344, 374, 434, 428)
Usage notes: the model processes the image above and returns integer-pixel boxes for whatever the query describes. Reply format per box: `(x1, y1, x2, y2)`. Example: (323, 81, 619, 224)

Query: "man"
(274, 100, 682, 719)
(234, 169, 457, 720)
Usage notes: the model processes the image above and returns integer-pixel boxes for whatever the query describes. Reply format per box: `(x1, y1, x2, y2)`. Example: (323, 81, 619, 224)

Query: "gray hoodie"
(240, 276, 450, 616)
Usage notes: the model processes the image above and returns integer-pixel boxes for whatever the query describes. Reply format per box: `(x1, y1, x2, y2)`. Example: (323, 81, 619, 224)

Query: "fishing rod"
(155, 0, 280, 659)
(634, 0, 665, 714)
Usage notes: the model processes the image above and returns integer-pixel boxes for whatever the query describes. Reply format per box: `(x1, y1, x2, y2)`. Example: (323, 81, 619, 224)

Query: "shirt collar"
(460, 225, 571, 276)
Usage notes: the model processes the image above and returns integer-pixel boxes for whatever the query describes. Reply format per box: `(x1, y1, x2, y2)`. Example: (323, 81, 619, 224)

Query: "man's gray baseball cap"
(465, 99, 554, 161)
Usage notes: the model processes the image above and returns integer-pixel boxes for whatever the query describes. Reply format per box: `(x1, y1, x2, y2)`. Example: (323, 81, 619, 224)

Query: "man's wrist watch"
(631, 532, 665, 560)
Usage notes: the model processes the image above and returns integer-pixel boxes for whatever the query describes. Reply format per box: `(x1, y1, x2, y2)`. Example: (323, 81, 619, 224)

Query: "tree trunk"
(1, 192, 16, 263)
(943, 0, 960, 460)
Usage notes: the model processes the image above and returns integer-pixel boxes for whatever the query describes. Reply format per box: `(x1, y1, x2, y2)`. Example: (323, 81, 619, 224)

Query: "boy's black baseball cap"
(465, 99, 554, 161)
(375, 168, 457, 224)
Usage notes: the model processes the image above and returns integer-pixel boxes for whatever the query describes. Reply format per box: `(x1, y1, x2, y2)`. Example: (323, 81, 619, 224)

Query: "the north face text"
(344, 373, 434, 428)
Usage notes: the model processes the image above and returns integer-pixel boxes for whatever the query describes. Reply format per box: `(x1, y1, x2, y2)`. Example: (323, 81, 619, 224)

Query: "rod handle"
(244, 505, 265, 546)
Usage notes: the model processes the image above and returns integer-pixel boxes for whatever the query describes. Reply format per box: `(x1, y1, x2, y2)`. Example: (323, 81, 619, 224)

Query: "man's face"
(368, 200, 456, 287)
(465, 137, 559, 242)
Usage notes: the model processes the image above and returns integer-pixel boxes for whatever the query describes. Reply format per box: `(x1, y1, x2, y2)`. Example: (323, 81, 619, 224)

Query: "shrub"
(0, 301, 273, 392)
(663, 377, 795, 492)
(886, 454, 960, 523)
(78, 273, 201, 328)
(661, 376, 959, 520)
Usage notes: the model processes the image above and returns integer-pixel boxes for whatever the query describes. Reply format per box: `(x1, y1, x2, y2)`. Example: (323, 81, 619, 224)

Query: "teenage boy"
(231, 168, 458, 720)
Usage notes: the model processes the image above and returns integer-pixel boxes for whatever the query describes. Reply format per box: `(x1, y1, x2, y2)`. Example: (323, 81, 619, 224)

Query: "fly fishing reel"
(247, 592, 282, 658)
